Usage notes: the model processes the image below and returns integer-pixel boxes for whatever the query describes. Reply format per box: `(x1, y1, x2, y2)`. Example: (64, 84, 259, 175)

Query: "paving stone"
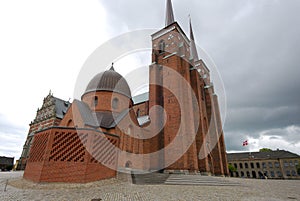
(0, 171, 299, 201)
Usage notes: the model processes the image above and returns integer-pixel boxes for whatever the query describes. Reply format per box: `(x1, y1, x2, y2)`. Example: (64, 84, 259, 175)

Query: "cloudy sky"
(0, 0, 299, 160)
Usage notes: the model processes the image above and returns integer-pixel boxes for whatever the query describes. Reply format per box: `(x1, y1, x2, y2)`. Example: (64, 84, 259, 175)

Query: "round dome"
(83, 68, 131, 98)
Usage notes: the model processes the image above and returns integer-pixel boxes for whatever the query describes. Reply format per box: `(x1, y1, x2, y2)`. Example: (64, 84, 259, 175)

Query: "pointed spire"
(189, 16, 199, 62)
(165, 0, 175, 27)
(109, 62, 115, 71)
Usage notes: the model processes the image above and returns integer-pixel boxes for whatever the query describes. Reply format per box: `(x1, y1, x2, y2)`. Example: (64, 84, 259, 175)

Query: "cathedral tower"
(149, 0, 199, 172)
(148, 0, 228, 175)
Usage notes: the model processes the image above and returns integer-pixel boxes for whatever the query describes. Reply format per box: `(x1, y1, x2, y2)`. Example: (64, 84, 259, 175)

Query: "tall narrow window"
(268, 162, 273, 168)
(159, 40, 165, 54)
(201, 87, 205, 101)
(136, 109, 141, 117)
(112, 98, 119, 109)
(93, 96, 98, 107)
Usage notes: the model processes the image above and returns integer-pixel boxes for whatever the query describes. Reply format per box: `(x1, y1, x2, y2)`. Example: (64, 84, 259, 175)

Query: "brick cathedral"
(20, 0, 229, 183)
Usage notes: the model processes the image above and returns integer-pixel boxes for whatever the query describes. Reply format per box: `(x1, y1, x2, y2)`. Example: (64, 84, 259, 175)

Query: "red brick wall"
(24, 127, 119, 183)
(82, 91, 131, 113)
(59, 102, 84, 128)
(133, 102, 149, 117)
(149, 24, 200, 172)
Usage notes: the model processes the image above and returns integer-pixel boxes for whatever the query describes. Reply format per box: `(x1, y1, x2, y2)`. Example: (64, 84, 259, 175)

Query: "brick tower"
(148, 0, 229, 175)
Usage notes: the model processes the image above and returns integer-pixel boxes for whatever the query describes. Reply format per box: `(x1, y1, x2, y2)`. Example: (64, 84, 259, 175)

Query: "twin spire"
(189, 17, 199, 62)
(165, 0, 199, 62)
(165, 0, 175, 27)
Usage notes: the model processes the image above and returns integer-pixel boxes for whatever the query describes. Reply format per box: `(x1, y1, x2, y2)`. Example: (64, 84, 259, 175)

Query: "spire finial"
(165, 0, 175, 27)
(109, 62, 115, 71)
(189, 16, 199, 62)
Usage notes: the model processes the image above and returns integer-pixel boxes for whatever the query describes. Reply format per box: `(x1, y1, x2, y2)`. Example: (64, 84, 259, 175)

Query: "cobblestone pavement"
(0, 171, 299, 201)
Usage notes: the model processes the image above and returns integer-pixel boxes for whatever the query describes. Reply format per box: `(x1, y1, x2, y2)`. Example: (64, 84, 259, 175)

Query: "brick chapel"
(21, 0, 229, 183)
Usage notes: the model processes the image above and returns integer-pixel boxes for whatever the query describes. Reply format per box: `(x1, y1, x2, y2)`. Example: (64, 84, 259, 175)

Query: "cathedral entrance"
(125, 161, 132, 168)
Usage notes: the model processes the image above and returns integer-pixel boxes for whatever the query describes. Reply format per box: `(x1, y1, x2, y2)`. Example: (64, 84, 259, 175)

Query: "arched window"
(125, 161, 132, 168)
(67, 119, 73, 127)
(93, 96, 98, 107)
(127, 125, 133, 152)
(112, 98, 119, 109)
(277, 171, 282, 177)
(159, 40, 165, 54)
(252, 171, 257, 178)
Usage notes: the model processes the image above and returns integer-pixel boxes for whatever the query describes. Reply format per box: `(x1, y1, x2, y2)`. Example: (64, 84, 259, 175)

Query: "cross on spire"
(109, 62, 115, 71)
(165, 0, 175, 27)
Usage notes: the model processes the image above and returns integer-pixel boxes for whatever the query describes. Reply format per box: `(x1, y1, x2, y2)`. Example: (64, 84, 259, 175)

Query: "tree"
(228, 164, 237, 173)
(259, 148, 273, 152)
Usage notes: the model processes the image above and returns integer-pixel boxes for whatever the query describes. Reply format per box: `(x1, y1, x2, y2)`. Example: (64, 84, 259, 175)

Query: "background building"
(227, 150, 300, 179)
(0, 156, 14, 171)
(17, 92, 70, 170)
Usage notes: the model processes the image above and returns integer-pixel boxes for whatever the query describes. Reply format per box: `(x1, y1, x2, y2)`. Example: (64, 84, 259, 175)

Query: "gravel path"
(0, 171, 299, 201)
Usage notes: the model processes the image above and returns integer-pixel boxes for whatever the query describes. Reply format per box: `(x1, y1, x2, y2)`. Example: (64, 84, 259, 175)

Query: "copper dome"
(83, 67, 131, 98)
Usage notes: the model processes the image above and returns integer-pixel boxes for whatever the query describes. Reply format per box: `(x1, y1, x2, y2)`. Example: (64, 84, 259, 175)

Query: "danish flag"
(243, 140, 248, 146)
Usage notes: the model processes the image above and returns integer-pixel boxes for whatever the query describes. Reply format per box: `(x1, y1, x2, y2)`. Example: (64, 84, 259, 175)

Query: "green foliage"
(228, 164, 237, 173)
(259, 148, 273, 152)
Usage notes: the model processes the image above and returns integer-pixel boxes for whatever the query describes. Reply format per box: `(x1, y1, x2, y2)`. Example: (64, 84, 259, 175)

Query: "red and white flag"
(243, 140, 248, 146)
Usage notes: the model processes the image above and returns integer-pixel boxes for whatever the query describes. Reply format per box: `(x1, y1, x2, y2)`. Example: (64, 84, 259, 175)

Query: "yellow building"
(227, 150, 300, 179)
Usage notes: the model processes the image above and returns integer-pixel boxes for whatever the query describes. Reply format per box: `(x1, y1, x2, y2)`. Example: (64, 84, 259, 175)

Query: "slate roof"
(132, 92, 149, 105)
(74, 100, 98, 127)
(94, 109, 129, 129)
(54, 97, 71, 119)
(83, 68, 131, 98)
(227, 150, 300, 161)
(74, 100, 130, 129)
(137, 115, 150, 126)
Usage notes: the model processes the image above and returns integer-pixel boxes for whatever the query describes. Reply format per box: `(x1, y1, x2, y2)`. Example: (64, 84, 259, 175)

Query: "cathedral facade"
(23, 0, 229, 183)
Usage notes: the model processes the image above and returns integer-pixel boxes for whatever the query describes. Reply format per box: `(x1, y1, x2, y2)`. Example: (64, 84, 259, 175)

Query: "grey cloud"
(0, 114, 27, 135)
(0, 114, 27, 157)
(224, 131, 251, 152)
(98, 0, 300, 153)
(260, 125, 300, 143)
